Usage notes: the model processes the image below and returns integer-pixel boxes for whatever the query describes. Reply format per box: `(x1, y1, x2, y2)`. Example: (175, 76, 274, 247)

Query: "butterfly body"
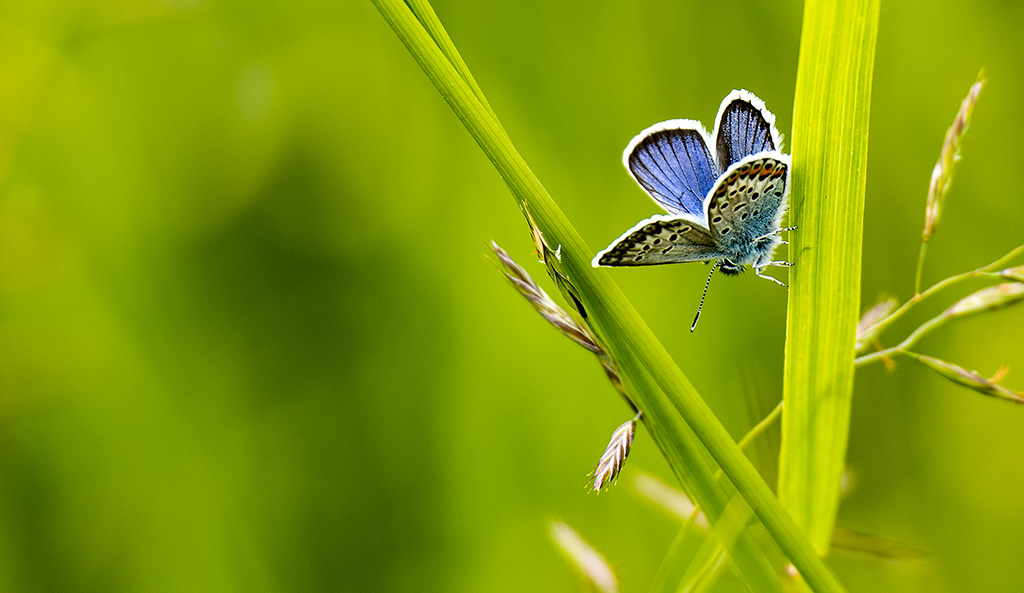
(593, 90, 792, 284)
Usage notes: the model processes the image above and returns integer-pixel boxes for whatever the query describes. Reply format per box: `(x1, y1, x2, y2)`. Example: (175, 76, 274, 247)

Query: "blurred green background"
(2, 0, 1023, 591)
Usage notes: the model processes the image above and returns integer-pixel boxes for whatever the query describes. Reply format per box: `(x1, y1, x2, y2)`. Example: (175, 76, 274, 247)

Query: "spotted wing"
(623, 120, 718, 219)
(592, 215, 725, 267)
(713, 90, 782, 173)
(705, 153, 790, 247)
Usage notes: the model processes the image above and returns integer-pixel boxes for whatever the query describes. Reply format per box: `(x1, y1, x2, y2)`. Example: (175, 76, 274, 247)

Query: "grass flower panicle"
(856, 77, 1024, 404)
(916, 77, 985, 293)
(923, 78, 984, 242)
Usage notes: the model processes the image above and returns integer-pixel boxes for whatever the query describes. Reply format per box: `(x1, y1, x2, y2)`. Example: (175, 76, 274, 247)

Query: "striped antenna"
(691, 262, 719, 332)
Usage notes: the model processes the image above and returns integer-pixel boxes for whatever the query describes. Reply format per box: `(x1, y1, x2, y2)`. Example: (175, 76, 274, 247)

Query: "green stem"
(371, 0, 846, 590)
(858, 243, 1024, 348)
(404, 0, 502, 127)
(914, 240, 929, 295)
(737, 400, 784, 453)
(854, 311, 947, 367)
(682, 543, 729, 593)
(671, 401, 785, 592)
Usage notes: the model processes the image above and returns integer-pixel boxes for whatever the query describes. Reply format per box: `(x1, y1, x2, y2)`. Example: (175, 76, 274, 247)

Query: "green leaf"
(780, 0, 881, 552)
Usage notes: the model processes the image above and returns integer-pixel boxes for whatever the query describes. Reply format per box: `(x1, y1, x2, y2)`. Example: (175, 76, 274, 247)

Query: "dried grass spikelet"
(587, 416, 638, 493)
(632, 472, 708, 529)
(491, 241, 633, 409)
(1000, 266, 1024, 282)
(493, 241, 642, 488)
(906, 353, 1024, 404)
(923, 78, 984, 243)
(855, 297, 898, 352)
(944, 282, 1024, 319)
(492, 241, 601, 353)
(549, 520, 619, 593)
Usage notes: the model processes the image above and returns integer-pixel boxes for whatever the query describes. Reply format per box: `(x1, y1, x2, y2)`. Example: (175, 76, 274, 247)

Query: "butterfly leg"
(753, 225, 798, 243)
(769, 260, 793, 267)
(755, 266, 788, 287)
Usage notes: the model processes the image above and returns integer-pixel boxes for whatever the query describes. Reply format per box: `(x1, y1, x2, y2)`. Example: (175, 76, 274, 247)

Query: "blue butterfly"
(592, 90, 794, 330)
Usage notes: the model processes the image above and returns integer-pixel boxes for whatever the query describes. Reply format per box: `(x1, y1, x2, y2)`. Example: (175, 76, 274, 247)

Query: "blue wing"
(623, 120, 717, 219)
(713, 90, 782, 174)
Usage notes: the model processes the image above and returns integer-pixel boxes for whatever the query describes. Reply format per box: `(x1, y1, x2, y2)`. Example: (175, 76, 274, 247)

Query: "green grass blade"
(404, 0, 503, 126)
(372, 1, 847, 589)
(780, 0, 881, 551)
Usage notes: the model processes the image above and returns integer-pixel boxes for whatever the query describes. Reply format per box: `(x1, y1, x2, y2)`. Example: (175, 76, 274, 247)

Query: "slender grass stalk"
(647, 401, 784, 593)
(780, 0, 881, 552)
(854, 314, 946, 367)
(856, 243, 1024, 352)
(404, 0, 503, 128)
(914, 79, 985, 294)
(856, 282, 1024, 377)
(373, 1, 848, 589)
(646, 508, 706, 593)
(914, 241, 930, 300)
(737, 401, 784, 452)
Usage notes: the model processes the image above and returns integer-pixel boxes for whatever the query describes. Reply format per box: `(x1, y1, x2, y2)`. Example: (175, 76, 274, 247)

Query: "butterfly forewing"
(714, 91, 780, 174)
(706, 153, 790, 247)
(624, 122, 718, 219)
(593, 215, 725, 267)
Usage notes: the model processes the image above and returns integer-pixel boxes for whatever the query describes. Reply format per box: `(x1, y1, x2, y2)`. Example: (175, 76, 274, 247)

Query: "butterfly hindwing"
(713, 90, 782, 174)
(705, 153, 790, 249)
(623, 121, 718, 219)
(593, 215, 724, 267)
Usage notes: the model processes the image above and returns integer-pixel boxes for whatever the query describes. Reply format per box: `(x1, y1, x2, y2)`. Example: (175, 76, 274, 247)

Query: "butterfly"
(592, 89, 794, 330)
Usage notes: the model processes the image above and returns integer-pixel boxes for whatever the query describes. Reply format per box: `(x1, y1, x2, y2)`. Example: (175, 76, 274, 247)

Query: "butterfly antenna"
(691, 263, 718, 332)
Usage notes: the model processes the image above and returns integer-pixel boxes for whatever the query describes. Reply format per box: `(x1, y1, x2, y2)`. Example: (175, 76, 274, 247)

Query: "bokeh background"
(2, 0, 1023, 591)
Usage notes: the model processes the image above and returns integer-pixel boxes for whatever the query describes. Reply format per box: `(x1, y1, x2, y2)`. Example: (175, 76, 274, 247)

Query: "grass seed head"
(910, 353, 1024, 404)
(923, 78, 984, 242)
(945, 283, 1024, 319)
(549, 521, 619, 593)
(587, 418, 637, 493)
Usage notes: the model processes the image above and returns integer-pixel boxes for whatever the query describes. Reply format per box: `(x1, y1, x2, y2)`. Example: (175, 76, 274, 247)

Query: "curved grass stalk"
(857, 243, 1024, 351)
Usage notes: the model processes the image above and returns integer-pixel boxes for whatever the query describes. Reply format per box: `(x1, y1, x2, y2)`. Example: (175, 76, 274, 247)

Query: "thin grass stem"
(914, 241, 928, 296)
(858, 243, 1024, 347)
(854, 314, 946, 367)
